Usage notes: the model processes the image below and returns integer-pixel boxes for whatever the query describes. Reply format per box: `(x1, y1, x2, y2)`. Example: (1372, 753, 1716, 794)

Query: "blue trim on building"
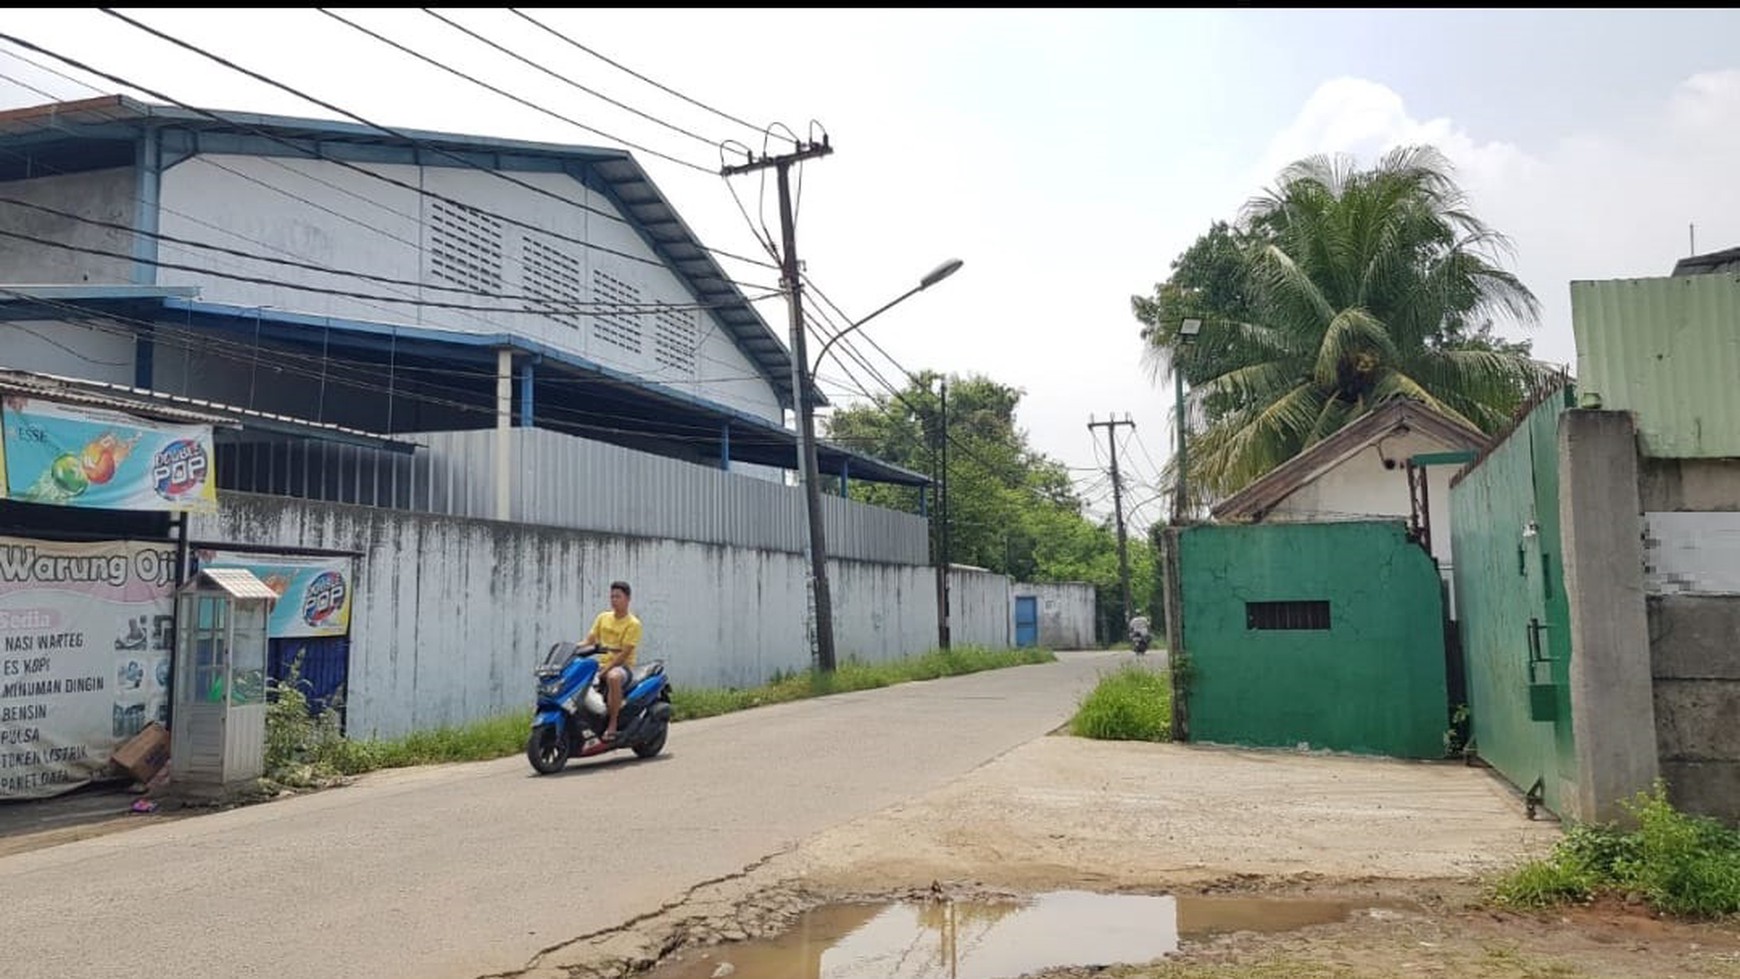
(134, 323, 154, 389)
(157, 299, 929, 486)
(132, 126, 160, 286)
(518, 359, 535, 428)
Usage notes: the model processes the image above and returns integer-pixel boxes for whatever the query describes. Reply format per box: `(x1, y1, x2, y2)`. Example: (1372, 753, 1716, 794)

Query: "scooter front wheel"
(632, 724, 668, 759)
(526, 724, 571, 774)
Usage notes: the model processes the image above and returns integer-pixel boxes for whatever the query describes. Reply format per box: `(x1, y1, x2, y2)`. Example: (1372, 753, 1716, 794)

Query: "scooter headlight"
(538, 680, 562, 698)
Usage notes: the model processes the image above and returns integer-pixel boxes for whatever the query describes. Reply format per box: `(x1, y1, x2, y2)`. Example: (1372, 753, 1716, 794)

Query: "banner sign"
(197, 550, 353, 639)
(0, 536, 178, 799)
(0, 395, 217, 513)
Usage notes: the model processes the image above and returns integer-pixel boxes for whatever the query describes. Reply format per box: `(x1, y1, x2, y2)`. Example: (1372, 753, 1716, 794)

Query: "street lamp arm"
(811, 283, 922, 374)
(809, 258, 962, 377)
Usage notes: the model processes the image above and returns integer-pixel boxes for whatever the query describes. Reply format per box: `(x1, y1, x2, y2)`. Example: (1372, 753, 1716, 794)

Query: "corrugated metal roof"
(1571, 274, 1740, 458)
(0, 95, 802, 409)
(0, 370, 233, 427)
(1673, 246, 1740, 277)
(0, 368, 415, 453)
(1212, 401, 1488, 522)
(193, 567, 280, 601)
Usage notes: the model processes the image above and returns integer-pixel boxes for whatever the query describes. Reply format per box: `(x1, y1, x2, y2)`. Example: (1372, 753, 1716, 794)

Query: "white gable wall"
(0, 166, 138, 284)
(0, 319, 135, 385)
(1261, 427, 1462, 570)
(153, 155, 783, 424)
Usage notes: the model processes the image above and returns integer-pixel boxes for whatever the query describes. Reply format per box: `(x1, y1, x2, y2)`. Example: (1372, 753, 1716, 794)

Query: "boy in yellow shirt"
(581, 580, 642, 742)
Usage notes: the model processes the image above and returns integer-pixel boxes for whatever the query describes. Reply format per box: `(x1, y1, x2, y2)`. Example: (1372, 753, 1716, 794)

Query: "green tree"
(823, 371, 1157, 640)
(1132, 146, 1554, 503)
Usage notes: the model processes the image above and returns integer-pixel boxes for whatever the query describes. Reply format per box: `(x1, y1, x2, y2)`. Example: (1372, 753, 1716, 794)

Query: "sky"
(2, 8, 1738, 532)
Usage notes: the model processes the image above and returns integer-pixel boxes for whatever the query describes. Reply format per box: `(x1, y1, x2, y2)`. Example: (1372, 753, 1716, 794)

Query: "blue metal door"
(268, 636, 351, 732)
(1014, 596, 1039, 648)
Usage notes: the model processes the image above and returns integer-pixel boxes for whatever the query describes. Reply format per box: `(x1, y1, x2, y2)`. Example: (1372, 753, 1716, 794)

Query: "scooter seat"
(631, 660, 666, 686)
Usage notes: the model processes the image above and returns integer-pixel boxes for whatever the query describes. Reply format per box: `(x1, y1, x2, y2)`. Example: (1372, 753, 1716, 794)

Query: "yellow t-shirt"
(587, 611, 642, 670)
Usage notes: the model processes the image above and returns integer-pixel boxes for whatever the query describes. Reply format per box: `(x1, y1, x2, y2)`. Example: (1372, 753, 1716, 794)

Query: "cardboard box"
(112, 721, 170, 784)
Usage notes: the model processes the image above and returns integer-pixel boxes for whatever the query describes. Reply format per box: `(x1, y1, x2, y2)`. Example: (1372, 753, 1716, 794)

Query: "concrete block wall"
(1640, 458, 1740, 821)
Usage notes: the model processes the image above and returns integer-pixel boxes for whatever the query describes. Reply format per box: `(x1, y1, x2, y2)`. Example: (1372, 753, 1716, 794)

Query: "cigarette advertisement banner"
(0, 537, 178, 799)
(197, 550, 353, 639)
(0, 395, 217, 513)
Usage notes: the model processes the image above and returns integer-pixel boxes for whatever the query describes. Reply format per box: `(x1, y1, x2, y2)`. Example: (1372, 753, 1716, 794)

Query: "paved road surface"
(1, 651, 1126, 979)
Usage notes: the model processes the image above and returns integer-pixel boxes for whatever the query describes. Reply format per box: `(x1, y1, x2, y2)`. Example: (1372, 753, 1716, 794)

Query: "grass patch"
(265, 664, 532, 786)
(1491, 782, 1740, 917)
(1070, 662, 1172, 741)
(265, 645, 1054, 784)
(670, 645, 1055, 721)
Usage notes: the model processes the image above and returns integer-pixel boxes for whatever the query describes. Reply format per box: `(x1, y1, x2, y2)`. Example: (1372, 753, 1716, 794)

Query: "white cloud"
(1246, 73, 1740, 370)
(1251, 77, 1541, 197)
(1669, 69, 1740, 139)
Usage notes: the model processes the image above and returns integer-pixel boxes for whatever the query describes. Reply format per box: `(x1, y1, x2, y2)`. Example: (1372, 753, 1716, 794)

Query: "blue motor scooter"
(526, 642, 672, 774)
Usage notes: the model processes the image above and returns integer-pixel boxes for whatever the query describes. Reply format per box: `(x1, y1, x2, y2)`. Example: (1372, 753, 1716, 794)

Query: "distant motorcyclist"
(1128, 611, 1151, 655)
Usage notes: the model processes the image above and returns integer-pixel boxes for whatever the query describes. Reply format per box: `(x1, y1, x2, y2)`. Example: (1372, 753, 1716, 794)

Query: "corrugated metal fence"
(217, 427, 929, 565)
(1572, 275, 1740, 458)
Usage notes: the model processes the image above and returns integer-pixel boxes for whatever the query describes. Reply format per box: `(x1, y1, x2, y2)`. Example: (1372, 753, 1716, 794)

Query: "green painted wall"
(1449, 387, 1578, 817)
(1179, 521, 1449, 759)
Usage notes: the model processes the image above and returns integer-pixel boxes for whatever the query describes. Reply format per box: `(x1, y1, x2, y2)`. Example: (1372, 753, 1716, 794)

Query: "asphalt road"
(0, 650, 1125, 979)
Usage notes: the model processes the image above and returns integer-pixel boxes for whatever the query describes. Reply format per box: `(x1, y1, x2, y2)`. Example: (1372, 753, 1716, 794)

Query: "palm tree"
(1143, 145, 1553, 504)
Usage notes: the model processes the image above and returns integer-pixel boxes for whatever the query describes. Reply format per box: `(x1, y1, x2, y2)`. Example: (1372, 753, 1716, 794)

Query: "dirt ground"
(529, 735, 1740, 979)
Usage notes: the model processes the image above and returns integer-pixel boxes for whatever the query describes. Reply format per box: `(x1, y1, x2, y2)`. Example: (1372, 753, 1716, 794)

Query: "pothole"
(640, 889, 1410, 978)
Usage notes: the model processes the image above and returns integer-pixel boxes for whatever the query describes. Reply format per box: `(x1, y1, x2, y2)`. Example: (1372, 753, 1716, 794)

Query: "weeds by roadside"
(264, 645, 1055, 786)
(1491, 782, 1740, 917)
(265, 664, 531, 787)
(1069, 662, 1172, 742)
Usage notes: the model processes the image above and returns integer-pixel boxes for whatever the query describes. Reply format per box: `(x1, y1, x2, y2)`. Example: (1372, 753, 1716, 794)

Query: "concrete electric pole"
(722, 137, 838, 672)
(1088, 413, 1137, 634)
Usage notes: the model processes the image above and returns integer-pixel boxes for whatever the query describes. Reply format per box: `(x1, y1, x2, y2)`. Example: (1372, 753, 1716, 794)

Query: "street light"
(810, 259, 963, 375)
(1172, 318, 1202, 524)
(796, 258, 964, 672)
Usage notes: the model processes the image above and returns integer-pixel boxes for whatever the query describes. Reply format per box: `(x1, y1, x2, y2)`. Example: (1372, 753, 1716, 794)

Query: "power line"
(0, 66, 772, 389)
(0, 225, 785, 316)
(318, 9, 718, 174)
(0, 195, 775, 314)
(95, 8, 737, 220)
(0, 72, 783, 390)
(508, 9, 791, 148)
(5, 289, 854, 450)
(0, 29, 780, 276)
(418, 8, 731, 155)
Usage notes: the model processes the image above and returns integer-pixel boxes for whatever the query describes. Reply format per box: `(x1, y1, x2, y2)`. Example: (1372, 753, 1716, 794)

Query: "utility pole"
(936, 377, 951, 649)
(723, 137, 837, 671)
(1088, 413, 1137, 633)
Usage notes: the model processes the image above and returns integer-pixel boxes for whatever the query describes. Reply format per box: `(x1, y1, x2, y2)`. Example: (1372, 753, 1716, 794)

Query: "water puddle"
(645, 890, 1394, 978)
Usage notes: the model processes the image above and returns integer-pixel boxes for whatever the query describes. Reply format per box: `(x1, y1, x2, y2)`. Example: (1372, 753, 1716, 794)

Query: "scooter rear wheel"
(526, 724, 571, 774)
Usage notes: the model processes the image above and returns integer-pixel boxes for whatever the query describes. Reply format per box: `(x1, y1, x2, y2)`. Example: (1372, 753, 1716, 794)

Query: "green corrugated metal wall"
(1449, 386, 1578, 816)
(1572, 275, 1740, 458)
(1178, 521, 1449, 759)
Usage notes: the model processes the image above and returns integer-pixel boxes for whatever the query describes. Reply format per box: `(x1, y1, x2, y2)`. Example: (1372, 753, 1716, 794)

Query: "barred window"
(1246, 600, 1332, 631)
